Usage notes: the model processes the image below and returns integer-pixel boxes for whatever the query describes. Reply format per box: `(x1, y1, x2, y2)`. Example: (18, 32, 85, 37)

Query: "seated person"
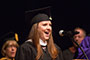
(73, 27, 90, 59)
(62, 27, 90, 60)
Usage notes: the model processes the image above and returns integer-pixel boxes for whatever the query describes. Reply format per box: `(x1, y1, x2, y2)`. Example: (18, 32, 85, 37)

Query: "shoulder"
(21, 39, 33, 47)
(54, 44, 64, 60)
(55, 44, 61, 50)
(54, 44, 63, 53)
(0, 57, 11, 60)
(0, 57, 6, 60)
(16, 40, 37, 56)
(83, 36, 90, 41)
(81, 36, 90, 44)
(19, 40, 36, 52)
(80, 36, 90, 48)
(20, 41, 34, 49)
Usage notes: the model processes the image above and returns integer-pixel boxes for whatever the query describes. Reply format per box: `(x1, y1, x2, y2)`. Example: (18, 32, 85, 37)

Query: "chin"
(11, 55, 15, 58)
(45, 38, 49, 40)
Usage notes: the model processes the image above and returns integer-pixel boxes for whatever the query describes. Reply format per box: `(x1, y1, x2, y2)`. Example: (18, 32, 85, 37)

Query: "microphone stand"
(70, 37, 89, 60)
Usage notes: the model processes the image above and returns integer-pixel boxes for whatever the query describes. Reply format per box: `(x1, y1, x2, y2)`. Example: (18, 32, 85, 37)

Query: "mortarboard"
(0, 32, 19, 42)
(25, 6, 52, 30)
(24, 6, 53, 38)
(0, 32, 19, 58)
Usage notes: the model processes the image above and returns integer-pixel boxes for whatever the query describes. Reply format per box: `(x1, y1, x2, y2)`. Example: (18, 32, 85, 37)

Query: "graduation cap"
(0, 32, 19, 42)
(24, 6, 53, 38)
(0, 32, 19, 58)
(25, 6, 52, 30)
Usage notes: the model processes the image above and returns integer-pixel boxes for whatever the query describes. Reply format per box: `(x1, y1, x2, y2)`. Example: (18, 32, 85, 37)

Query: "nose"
(74, 37, 79, 42)
(46, 25, 51, 31)
(11, 47, 16, 51)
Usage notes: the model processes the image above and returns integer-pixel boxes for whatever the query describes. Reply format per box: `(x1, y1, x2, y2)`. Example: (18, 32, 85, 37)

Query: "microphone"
(59, 30, 79, 37)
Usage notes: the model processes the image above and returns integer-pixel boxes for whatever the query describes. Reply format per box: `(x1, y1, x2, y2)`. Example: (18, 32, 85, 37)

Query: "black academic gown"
(15, 41, 63, 60)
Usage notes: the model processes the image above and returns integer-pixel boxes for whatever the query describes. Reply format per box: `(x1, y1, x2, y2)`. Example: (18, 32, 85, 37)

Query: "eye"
(49, 24, 52, 26)
(78, 36, 82, 38)
(73, 36, 76, 39)
(43, 24, 47, 26)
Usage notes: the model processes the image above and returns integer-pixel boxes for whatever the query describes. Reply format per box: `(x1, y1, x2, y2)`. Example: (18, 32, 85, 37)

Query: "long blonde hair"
(28, 23, 59, 60)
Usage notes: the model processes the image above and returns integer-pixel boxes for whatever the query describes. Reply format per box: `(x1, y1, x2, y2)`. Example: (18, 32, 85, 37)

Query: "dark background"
(0, 0, 90, 56)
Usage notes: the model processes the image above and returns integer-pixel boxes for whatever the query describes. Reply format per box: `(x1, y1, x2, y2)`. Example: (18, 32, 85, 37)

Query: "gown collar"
(40, 39, 47, 46)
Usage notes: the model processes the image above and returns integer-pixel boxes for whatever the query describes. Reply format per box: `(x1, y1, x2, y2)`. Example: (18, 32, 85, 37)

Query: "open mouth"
(45, 31, 49, 34)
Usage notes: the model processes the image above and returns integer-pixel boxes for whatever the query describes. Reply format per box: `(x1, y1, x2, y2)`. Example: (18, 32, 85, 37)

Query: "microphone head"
(59, 30, 80, 37)
(59, 30, 64, 36)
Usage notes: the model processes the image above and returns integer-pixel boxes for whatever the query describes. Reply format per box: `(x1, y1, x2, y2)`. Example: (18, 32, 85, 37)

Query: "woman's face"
(38, 21, 52, 41)
(5, 41, 17, 58)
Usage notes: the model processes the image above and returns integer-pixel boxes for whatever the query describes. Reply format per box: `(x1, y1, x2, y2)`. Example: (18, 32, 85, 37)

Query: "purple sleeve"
(76, 36, 90, 59)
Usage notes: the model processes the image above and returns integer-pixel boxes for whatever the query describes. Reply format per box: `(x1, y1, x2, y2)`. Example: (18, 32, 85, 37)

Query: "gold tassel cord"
(15, 33, 19, 41)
